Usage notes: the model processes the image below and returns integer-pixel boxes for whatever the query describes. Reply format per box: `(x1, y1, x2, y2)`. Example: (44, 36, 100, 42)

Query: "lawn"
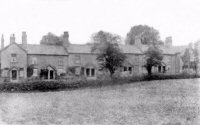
(0, 79, 199, 125)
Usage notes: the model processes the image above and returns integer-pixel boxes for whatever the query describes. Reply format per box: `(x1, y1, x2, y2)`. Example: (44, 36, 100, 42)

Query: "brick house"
(0, 32, 196, 82)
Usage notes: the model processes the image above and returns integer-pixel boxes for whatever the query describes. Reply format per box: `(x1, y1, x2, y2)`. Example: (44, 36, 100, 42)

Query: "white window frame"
(85, 68, 95, 77)
(11, 53, 17, 63)
(58, 59, 64, 66)
(33, 68, 38, 77)
(32, 57, 37, 65)
(75, 55, 81, 64)
(19, 70, 24, 77)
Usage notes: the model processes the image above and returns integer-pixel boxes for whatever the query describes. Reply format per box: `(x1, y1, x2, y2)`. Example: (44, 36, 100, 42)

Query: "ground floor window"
(19, 69, 24, 77)
(57, 68, 64, 76)
(124, 67, 127, 71)
(123, 66, 133, 74)
(158, 66, 166, 73)
(2, 70, 8, 77)
(128, 67, 132, 74)
(75, 67, 81, 75)
(33, 69, 38, 76)
(86, 68, 90, 76)
(85, 68, 96, 77)
(91, 68, 95, 77)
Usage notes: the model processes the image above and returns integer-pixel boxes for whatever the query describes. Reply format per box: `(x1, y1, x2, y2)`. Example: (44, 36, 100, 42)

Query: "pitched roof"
(68, 44, 142, 54)
(23, 44, 68, 55)
(119, 45, 142, 54)
(138, 45, 187, 55)
(68, 44, 93, 54)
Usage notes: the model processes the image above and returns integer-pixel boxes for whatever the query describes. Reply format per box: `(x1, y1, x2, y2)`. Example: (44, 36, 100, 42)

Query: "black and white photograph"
(0, 0, 199, 124)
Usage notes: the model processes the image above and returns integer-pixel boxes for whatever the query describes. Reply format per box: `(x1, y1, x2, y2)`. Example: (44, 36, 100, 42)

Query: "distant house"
(0, 32, 198, 82)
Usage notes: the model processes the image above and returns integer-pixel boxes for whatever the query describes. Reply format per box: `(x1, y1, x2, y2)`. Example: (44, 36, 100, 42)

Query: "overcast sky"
(0, 0, 199, 46)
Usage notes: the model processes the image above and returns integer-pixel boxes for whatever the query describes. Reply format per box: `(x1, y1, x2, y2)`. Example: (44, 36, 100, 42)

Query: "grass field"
(0, 79, 199, 125)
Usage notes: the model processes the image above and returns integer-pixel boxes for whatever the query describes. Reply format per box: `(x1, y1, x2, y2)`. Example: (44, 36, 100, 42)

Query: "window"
(163, 66, 166, 73)
(85, 68, 96, 77)
(11, 53, 17, 62)
(58, 59, 64, 66)
(57, 68, 64, 76)
(19, 70, 24, 77)
(75, 67, 81, 75)
(86, 68, 90, 76)
(124, 67, 127, 71)
(33, 69, 38, 76)
(158, 66, 162, 72)
(3, 70, 8, 77)
(128, 67, 132, 74)
(32, 57, 37, 65)
(75, 55, 81, 64)
(91, 68, 95, 77)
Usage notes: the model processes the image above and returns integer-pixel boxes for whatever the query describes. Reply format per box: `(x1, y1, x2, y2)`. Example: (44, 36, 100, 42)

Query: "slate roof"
(138, 45, 187, 55)
(21, 44, 68, 55)
(68, 44, 93, 54)
(68, 44, 142, 54)
(119, 45, 142, 54)
(13, 43, 187, 55)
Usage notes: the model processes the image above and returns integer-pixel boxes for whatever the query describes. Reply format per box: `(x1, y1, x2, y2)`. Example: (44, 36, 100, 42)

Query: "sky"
(0, 0, 200, 46)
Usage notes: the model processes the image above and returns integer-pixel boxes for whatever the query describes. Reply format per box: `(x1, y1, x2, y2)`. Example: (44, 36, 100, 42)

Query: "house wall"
(27, 55, 68, 74)
(124, 54, 141, 74)
(68, 53, 98, 67)
(1, 44, 27, 80)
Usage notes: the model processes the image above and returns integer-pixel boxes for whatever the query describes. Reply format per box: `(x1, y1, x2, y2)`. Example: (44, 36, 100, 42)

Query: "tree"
(40, 32, 63, 45)
(194, 41, 200, 75)
(125, 25, 163, 45)
(181, 48, 191, 70)
(145, 45, 163, 75)
(91, 31, 126, 77)
(182, 42, 200, 74)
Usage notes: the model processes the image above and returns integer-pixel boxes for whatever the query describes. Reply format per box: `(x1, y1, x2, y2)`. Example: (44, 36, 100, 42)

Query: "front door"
(11, 70, 18, 82)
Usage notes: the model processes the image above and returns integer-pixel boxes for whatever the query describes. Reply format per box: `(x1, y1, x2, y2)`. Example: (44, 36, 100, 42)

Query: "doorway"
(11, 69, 18, 82)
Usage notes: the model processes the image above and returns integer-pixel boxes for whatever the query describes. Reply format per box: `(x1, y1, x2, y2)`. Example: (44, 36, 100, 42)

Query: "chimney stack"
(22, 32, 27, 49)
(165, 36, 172, 48)
(63, 31, 70, 48)
(1, 34, 4, 49)
(10, 34, 15, 44)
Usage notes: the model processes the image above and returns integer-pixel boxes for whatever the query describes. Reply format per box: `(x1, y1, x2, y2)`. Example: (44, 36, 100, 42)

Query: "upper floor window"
(75, 55, 81, 64)
(58, 59, 64, 66)
(11, 53, 17, 62)
(32, 57, 37, 65)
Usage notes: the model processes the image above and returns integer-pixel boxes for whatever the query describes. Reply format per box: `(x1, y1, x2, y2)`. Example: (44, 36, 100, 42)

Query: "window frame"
(11, 53, 17, 63)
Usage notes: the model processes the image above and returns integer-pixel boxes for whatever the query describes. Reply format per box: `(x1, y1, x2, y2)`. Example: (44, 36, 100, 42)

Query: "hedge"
(0, 73, 199, 92)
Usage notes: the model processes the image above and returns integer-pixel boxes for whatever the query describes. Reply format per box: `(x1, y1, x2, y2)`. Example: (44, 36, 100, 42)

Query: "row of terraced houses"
(0, 32, 199, 82)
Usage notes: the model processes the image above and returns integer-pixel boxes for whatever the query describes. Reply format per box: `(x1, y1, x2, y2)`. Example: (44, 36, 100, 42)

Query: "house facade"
(0, 32, 197, 82)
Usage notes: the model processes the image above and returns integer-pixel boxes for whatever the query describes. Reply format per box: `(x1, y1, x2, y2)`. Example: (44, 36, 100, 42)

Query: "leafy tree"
(181, 48, 191, 70)
(145, 45, 163, 75)
(194, 42, 200, 74)
(91, 31, 126, 77)
(125, 25, 163, 45)
(40, 32, 63, 45)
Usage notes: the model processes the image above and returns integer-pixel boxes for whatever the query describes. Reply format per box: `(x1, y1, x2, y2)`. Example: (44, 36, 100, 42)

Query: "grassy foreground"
(0, 79, 199, 125)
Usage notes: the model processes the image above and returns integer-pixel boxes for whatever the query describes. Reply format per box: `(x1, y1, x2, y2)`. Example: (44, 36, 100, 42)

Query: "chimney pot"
(165, 36, 172, 47)
(63, 31, 70, 47)
(22, 31, 27, 49)
(10, 34, 15, 44)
